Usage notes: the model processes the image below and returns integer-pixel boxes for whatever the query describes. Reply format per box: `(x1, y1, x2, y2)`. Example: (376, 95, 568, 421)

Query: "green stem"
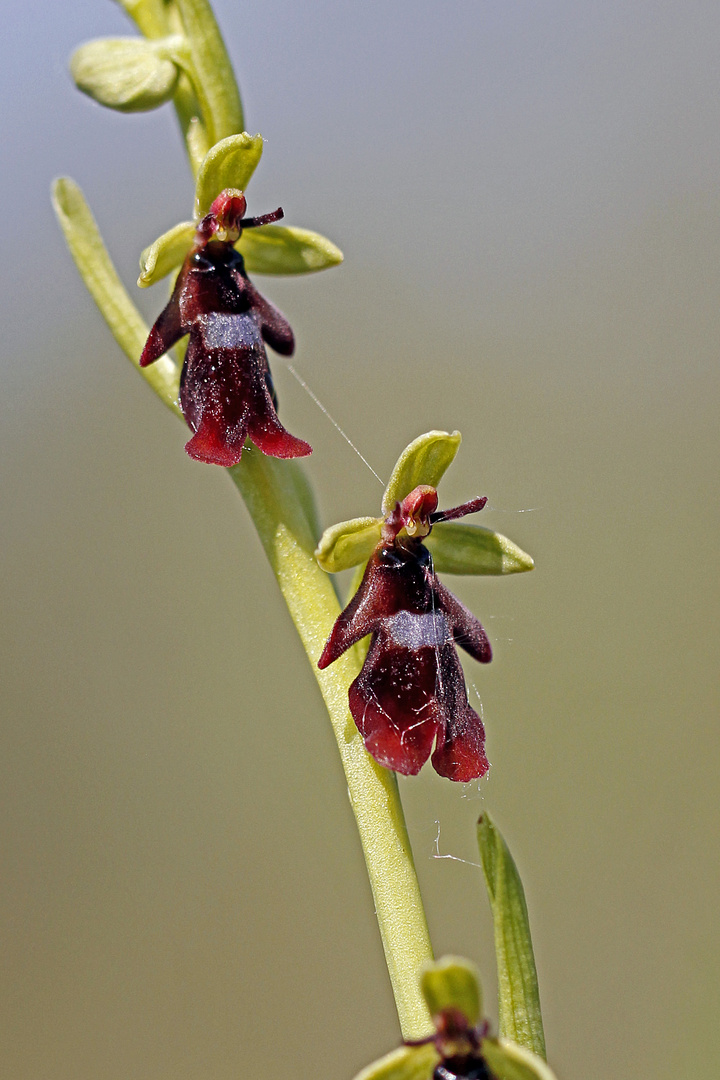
(174, 0, 245, 144)
(230, 454, 435, 1037)
(52, 177, 434, 1037)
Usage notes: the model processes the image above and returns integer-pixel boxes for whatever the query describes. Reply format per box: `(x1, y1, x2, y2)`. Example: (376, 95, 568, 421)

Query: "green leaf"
(477, 814, 546, 1060)
(420, 956, 482, 1026)
(482, 1039, 557, 1080)
(426, 523, 534, 576)
(138, 220, 196, 287)
(238, 225, 344, 275)
(70, 37, 180, 113)
(194, 133, 264, 218)
(351, 1044, 439, 1080)
(51, 177, 181, 416)
(315, 516, 382, 573)
(382, 431, 462, 515)
(175, 0, 244, 143)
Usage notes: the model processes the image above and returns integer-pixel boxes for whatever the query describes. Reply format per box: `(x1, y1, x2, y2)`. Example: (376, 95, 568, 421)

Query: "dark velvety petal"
(348, 636, 442, 775)
(318, 545, 437, 668)
(243, 278, 295, 356)
(180, 313, 309, 466)
(434, 578, 492, 663)
(139, 284, 185, 367)
(430, 643, 489, 782)
(318, 552, 393, 668)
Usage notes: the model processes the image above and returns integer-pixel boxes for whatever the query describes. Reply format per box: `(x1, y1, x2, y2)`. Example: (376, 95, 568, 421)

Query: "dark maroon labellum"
(434, 1058, 492, 1080)
(318, 487, 492, 782)
(140, 189, 311, 466)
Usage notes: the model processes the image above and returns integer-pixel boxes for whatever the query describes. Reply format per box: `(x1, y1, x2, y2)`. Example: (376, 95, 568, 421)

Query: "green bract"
(70, 36, 183, 112)
(137, 133, 343, 286)
(420, 956, 482, 1025)
(315, 431, 534, 577)
(478, 815, 546, 1059)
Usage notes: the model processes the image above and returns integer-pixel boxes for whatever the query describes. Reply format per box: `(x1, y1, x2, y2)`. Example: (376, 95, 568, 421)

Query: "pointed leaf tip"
(477, 814, 546, 1060)
(382, 431, 462, 515)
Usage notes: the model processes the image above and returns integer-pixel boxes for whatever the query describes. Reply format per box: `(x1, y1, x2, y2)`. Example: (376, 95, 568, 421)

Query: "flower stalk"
(56, 0, 545, 1060)
(52, 172, 434, 1039)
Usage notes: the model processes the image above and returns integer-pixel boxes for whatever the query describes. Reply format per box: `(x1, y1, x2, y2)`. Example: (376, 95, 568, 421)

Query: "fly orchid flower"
(316, 432, 534, 781)
(140, 188, 313, 464)
(136, 134, 343, 465)
(351, 957, 557, 1080)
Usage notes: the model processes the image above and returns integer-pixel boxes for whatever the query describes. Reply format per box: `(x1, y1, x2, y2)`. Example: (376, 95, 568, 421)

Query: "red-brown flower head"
(318, 487, 491, 781)
(139, 190, 310, 466)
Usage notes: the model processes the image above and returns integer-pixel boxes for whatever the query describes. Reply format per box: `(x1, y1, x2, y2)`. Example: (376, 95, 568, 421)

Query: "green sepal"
(351, 1043, 439, 1080)
(70, 37, 181, 113)
(382, 431, 462, 515)
(426, 523, 534, 576)
(420, 956, 482, 1026)
(194, 133, 264, 218)
(477, 814, 546, 1060)
(481, 1039, 558, 1080)
(51, 177, 181, 416)
(138, 220, 196, 287)
(238, 225, 344, 275)
(315, 516, 382, 573)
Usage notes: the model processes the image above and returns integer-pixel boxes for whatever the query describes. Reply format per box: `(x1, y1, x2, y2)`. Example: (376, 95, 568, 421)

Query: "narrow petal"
(318, 552, 391, 666)
(434, 580, 492, 664)
(243, 279, 295, 355)
(139, 289, 185, 367)
(382, 431, 462, 515)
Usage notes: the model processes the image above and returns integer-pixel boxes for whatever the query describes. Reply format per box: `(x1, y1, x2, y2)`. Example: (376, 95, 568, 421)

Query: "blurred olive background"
(2, 2, 719, 1078)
